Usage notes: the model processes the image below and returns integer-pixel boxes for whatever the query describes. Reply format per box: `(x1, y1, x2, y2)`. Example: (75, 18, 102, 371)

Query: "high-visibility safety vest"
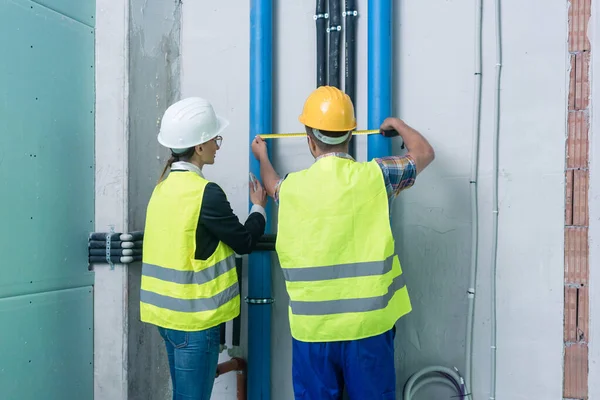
(276, 156, 412, 342)
(140, 171, 240, 331)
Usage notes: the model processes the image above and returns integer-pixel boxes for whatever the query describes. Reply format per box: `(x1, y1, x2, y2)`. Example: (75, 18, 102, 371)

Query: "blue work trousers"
(292, 328, 396, 400)
(158, 326, 220, 400)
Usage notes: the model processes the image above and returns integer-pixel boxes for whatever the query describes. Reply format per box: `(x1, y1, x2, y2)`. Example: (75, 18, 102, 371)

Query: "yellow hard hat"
(298, 86, 357, 131)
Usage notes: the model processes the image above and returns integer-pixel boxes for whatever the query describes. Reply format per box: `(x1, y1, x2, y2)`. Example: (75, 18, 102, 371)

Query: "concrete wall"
(179, 1, 568, 400)
(126, 0, 182, 399)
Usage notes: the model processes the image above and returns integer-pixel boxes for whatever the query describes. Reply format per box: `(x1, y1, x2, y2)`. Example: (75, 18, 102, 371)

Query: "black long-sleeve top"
(194, 182, 265, 259)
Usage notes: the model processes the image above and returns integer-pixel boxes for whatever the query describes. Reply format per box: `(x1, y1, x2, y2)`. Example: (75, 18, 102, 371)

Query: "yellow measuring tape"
(258, 129, 381, 139)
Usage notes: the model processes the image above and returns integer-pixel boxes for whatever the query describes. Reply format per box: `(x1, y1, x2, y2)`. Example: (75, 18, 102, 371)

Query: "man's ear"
(195, 144, 203, 155)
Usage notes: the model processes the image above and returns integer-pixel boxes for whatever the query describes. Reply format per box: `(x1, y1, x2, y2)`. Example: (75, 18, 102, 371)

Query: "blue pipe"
(367, 0, 393, 159)
(248, 1, 273, 399)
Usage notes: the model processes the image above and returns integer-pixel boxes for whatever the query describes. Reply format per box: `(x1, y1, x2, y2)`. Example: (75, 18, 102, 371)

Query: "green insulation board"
(0, 287, 94, 399)
(0, 0, 96, 399)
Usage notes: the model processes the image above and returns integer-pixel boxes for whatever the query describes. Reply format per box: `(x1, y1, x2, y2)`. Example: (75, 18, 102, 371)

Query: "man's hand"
(379, 117, 435, 174)
(249, 173, 267, 208)
(379, 117, 406, 136)
(252, 136, 268, 161)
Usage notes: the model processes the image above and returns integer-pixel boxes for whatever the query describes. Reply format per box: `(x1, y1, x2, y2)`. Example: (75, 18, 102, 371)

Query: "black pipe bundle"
(87, 231, 144, 266)
(315, 0, 328, 87)
(328, 0, 342, 89)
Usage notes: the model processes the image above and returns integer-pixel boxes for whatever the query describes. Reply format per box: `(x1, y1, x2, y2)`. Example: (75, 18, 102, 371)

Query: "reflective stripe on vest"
(140, 171, 239, 331)
(143, 255, 236, 285)
(289, 268, 406, 316)
(276, 156, 412, 342)
(140, 283, 239, 313)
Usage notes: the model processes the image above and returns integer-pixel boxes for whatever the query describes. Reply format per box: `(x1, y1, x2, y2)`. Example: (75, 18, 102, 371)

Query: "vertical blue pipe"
(367, 0, 393, 159)
(248, 1, 272, 399)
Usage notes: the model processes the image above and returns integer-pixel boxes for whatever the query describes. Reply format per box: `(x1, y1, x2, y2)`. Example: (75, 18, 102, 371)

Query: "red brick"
(566, 170, 574, 225)
(565, 287, 578, 342)
(578, 286, 589, 342)
(569, 55, 576, 110)
(574, 52, 591, 110)
(564, 343, 588, 398)
(565, 227, 589, 285)
(567, 111, 589, 169)
(569, 0, 591, 52)
(573, 170, 589, 226)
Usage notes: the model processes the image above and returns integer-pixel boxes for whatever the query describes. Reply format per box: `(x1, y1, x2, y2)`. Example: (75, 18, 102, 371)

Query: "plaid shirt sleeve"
(374, 154, 417, 199)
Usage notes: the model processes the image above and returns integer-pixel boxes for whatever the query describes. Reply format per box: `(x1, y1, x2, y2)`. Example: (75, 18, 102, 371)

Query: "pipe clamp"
(314, 13, 329, 20)
(343, 10, 358, 17)
(245, 297, 274, 305)
(327, 25, 342, 33)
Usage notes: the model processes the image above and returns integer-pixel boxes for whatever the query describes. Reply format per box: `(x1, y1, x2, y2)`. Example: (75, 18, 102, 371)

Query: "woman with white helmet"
(140, 97, 267, 400)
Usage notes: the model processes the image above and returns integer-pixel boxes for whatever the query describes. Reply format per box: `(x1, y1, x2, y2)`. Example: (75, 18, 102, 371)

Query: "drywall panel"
(0, 0, 95, 299)
(178, 1, 567, 399)
(0, 2, 96, 396)
(126, 0, 181, 399)
(30, 0, 95, 26)
(94, 0, 130, 398)
(0, 287, 94, 400)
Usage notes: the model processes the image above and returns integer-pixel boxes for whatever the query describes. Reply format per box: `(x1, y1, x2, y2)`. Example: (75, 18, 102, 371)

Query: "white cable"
(465, 0, 483, 396)
(490, 0, 503, 398)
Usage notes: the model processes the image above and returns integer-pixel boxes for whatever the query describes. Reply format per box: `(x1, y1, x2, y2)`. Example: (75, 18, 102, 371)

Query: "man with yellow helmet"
(252, 86, 435, 399)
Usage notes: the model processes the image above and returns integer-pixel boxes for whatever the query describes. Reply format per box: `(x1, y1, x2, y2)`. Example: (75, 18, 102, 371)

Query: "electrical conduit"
(248, 1, 273, 399)
(489, 0, 503, 398)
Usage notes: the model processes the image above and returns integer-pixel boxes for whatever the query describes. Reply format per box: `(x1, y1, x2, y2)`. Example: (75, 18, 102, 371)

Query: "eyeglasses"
(214, 136, 223, 148)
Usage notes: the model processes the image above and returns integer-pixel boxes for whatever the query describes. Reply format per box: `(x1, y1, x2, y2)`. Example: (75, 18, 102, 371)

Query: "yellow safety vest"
(276, 156, 412, 342)
(140, 171, 240, 331)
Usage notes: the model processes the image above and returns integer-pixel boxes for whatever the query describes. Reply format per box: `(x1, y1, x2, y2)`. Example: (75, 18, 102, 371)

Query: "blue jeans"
(158, 326, 220, 400)
(292, 329, 396, 399)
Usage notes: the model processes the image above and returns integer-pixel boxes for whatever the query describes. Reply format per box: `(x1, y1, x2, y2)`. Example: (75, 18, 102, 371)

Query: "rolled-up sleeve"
(374, 155, 417, 199)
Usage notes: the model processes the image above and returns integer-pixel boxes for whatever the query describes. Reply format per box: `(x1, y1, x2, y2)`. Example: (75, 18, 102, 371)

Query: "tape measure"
(258, 129, 381, 139)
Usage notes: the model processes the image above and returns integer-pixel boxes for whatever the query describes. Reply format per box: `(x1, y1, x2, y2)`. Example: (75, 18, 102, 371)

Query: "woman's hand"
(249, 173, 267, 207)
(252, 136, 268, 161)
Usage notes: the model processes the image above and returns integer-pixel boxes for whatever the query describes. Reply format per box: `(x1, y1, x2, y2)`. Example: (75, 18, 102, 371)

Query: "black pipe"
(220, 322, 226, 348)
(88, 240, 143, 249)
(232, 256, 243, 347)
(88, 255, 142, 264)
(328, 0, 341, 88)
(344, 0, 357, 158)
(89, 231, 144, 241)
(89, 248, 142, 257)
(316, 0, 327, 87)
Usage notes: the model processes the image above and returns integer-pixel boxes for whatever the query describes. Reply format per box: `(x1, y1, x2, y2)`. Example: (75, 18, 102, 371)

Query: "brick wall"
(564, 0, 591, 398)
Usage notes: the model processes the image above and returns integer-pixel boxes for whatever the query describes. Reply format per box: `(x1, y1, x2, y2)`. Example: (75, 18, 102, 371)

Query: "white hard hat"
(158, 97, 229, 151)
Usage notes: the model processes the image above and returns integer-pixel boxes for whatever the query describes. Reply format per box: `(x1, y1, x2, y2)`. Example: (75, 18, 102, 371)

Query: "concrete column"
(94, 0, 130, 399)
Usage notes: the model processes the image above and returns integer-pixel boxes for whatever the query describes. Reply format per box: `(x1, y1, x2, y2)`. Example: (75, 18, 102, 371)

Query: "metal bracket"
(106, 225, 115, 270)
(314, 13, 329, 20)
(327, 25, 342, 33)
(343, 10, 359, 17)
(245, 297, 274, 305)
